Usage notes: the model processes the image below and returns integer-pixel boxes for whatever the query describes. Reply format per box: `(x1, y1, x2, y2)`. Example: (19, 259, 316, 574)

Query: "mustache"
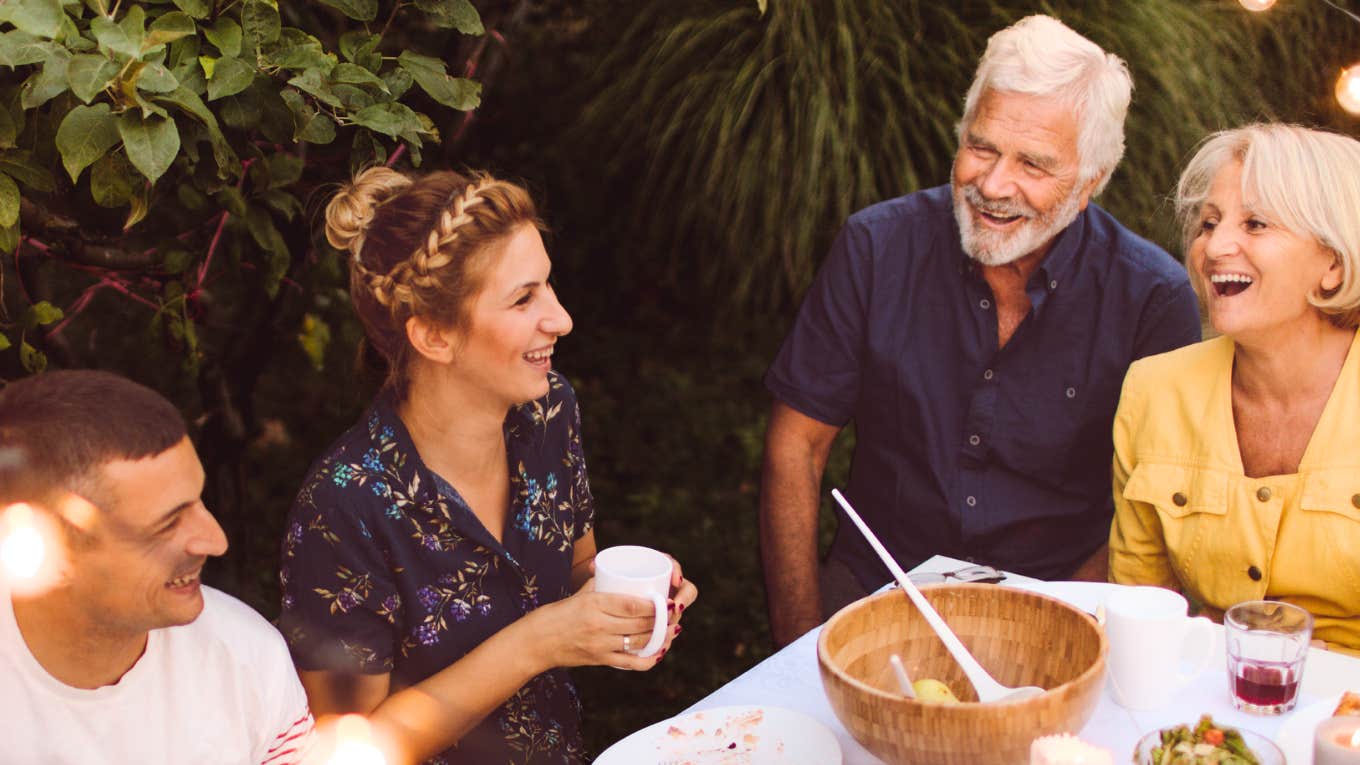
(961, 184, 1037, 220)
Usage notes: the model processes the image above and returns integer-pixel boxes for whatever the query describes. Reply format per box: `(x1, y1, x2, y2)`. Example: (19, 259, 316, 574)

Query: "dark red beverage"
(1232, 660, 1300, 707)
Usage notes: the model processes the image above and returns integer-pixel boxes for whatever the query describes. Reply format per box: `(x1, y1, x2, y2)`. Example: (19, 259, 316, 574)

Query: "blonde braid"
(407, 178, 498, 289)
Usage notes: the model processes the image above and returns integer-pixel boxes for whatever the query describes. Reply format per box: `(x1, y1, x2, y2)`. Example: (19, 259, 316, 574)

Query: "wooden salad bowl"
(818, 583, 1107, 765)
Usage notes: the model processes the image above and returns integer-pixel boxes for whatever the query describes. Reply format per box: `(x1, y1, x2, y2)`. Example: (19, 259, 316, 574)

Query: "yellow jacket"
(1109, 331, 1360, 655)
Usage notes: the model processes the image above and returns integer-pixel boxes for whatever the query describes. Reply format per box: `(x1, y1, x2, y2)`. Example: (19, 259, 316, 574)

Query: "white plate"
(1276, 693, 1342, 765)
(1001, 580, 1121, 615)
(595, 704, 842, 765)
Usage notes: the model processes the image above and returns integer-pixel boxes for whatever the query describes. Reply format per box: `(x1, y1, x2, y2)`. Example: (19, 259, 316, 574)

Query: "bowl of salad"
(1134, 716, 1283, 765)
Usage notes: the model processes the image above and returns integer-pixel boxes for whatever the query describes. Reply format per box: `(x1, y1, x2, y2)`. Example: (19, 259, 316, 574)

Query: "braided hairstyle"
(325, 167, 544, 396)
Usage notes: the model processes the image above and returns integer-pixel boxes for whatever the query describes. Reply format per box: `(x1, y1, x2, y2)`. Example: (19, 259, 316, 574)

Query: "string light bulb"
(1, 504, 46, 580)
(1338, 64, 1360, 115)
(326, 715, 386, 765)
(1238, 0, 1277, 9)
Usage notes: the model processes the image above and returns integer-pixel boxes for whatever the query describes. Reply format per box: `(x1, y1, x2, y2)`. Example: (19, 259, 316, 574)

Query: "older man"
(0, 370, 314, 764)
(760, 15, 1201, 645)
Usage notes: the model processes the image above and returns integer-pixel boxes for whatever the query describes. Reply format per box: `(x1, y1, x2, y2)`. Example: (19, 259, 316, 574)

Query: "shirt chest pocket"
(1123, 461, 1232, 575)
(1299, 469, 1360, 593)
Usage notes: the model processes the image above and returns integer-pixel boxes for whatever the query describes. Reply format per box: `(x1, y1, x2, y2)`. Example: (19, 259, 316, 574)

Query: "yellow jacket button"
(1256, 486, 1272, 502)
(1248, 566, 1262, 581)
(1172, 492, 1188, 507)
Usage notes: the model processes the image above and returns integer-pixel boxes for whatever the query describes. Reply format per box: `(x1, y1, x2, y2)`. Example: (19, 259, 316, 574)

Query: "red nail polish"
(678, 603, 685, 613)
(673, 623, 682, 636)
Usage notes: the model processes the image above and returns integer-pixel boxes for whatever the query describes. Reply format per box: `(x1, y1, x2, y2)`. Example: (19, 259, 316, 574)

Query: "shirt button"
(1049, 279, 1058, 290)
(966, 496, 977, 507)
(983, 369, 994, 381)
(968, 434, 981, 446)
(1065, 387, 1076, 399)
(979, 298, 991, 310)
(1247, 565, 1262, 581)
(1256, 486, 1272, 502)
(1172, 492, 1188, 507)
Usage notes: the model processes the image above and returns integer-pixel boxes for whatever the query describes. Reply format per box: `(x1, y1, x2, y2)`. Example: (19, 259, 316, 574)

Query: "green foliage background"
(3, 0, 1359, 758)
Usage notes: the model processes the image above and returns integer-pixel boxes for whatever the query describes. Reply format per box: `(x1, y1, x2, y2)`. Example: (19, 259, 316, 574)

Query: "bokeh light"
(1238, 0, 1277, 10)
(1, 504, 46, 580)
(1337, 64, 1360, 115)
(327, 715, 386, 765)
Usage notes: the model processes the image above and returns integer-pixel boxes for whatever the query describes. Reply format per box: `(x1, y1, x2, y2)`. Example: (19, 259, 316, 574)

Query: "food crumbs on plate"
(653, 707, 775, 763)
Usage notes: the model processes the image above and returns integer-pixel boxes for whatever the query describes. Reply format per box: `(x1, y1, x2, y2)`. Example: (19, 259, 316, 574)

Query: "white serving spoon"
(889, 653, 916, 699)
(831, 489, 1044, 703)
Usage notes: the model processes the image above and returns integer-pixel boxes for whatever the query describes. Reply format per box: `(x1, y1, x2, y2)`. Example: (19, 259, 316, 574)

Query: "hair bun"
(325, 166, 414, 259)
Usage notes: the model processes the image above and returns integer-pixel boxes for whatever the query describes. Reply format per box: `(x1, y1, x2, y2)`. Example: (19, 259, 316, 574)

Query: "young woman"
(280, 168, 698, 763)
(1109, 124, 1360, 654)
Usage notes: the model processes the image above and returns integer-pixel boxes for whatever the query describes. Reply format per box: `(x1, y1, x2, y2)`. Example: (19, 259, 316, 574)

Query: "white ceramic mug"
(593, 545, 672, 658)
(1101, 586, 1214, 711)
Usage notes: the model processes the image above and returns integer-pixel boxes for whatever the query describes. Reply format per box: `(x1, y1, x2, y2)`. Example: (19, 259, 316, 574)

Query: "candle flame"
(326, 714, 386, 765)
(1, 504, 46, 580)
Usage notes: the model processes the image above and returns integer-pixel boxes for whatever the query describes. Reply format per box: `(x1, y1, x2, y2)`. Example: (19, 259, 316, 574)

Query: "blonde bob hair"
(1175, 123, 1360, 329)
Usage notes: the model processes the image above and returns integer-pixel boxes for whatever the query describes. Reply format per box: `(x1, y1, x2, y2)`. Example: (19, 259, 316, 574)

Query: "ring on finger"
(622, 634, 631, 652)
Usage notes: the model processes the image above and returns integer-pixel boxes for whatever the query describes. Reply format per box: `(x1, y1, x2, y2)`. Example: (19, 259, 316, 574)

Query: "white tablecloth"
(669, 555, 1360, 764)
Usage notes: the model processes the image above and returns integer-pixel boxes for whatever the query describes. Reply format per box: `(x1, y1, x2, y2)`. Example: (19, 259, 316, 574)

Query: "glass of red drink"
(1225, 600, 1313, 715)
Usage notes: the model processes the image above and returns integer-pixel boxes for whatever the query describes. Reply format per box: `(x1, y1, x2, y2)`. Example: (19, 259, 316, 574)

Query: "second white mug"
(1103, 586, 1214, 711)
(593, 545, 672, 658)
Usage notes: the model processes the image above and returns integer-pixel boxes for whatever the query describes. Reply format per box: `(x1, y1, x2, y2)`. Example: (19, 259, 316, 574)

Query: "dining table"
(664, 554, 1360, 764)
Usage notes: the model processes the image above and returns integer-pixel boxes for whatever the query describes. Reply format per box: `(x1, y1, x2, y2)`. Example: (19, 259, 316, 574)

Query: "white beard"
(952, 182, 1084, 267)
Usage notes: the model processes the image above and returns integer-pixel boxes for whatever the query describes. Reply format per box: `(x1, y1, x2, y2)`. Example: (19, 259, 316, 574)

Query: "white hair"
(956, 15, 1133, 197)
(1175, 123, 1360, 329)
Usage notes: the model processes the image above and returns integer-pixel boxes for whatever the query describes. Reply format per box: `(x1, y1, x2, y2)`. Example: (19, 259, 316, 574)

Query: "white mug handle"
(633, 592, 668, 658)
(1173, 616, 1216, 688)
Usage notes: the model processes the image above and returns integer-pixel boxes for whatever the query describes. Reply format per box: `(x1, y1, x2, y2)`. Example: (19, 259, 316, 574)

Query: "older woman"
(1109, 124, 1360, 654)
(279, 167, 698, 764)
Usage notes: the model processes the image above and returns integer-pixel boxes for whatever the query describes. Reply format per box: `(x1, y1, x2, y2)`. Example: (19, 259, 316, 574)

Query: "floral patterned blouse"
(279, 372, 594, 765)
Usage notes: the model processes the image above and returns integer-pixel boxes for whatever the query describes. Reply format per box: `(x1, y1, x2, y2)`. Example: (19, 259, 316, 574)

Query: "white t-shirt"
(0, 583, 315, 765)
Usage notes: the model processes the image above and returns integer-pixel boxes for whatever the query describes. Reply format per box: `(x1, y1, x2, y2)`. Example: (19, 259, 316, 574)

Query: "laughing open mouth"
(1210, 273, 1254, 297)
(977, 209, 1024, 226)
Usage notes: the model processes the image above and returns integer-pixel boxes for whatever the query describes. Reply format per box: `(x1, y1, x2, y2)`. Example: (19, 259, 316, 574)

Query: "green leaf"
(332, 62, 388, 92)
(56, 103, 120, 182)
(214, 186, 246, 216)
(241, 0, 280, 52)
(20, 46, 70, 108)
(267, 38, 335, 72)
(0, 332, 10, 352)
(204, 17, 241, 57)
(161, 247, 192, 274)
(297, 313, 331, 371)
(66, 53, 119, 103)
(0, 222, 17, 255)
(22, 300, 63, 329)
(206, 55, 253, 100)
(338, 31, 376, 65)
(146, 12, 197, 48)
(351, 101, 425, 142)
(247, 206, 290, 297)
(279, 88, 335, 144)
(0, 150, 55, 193)
(6, 0, 65, 39)
(0, 173, 18, 228)
(286, 69, 340, 108)
(176, 182, 207, 211)
(90, 152, 134, 207)
(398, 51, 480, 110)
(380, 66, 413, 99)
(137, 62, 179, 93)
(158, 86, 238, 173)
(19, 342, 46, 374)
(117, 113, 180, 184)
(0, 30, 55, 67)
(257, 188, 302, 220)
(415, 0, 484, 35)
(171, 0, 212, 19)
(265, 153, 303, 188)
(316, 0, 377, 21)
(90, 11, 142, 59)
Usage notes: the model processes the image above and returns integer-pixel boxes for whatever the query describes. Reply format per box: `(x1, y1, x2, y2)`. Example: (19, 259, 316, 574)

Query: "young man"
(0, 370, 314, 764)
(760, 15, 1202, 646)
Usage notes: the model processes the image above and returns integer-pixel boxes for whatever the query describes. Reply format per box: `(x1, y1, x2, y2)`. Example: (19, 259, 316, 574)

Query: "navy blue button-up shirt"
(766, 185, 1200, 585)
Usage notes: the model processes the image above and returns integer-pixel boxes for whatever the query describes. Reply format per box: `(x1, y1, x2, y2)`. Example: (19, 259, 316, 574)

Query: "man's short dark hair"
(0, 370, 187, 508)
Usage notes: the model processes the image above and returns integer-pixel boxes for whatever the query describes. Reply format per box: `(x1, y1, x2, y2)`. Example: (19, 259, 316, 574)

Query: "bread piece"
(1333, 691, 1360, 717)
